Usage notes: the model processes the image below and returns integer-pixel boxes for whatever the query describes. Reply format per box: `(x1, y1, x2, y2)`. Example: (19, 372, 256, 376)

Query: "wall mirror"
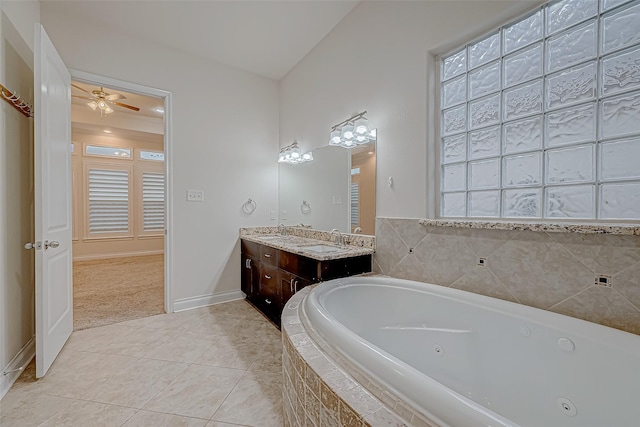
(278, 139, 376, 235)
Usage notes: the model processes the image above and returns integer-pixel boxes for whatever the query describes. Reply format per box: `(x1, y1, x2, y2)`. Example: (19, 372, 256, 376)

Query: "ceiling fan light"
(97, 100, 108, 110)
(87, 101, 98, 111)
(105, 106, 114, 114)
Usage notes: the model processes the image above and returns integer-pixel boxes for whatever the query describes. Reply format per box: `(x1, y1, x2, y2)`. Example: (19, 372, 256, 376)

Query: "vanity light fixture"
(329, 111, 376, 149)
(278, 141, 313, 164)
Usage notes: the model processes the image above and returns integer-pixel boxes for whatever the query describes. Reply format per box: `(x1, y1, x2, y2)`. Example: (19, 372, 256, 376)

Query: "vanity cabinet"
(241, 238, 372, 326)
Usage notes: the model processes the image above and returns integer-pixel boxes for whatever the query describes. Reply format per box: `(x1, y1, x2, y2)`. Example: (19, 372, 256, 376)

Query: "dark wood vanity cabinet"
(241, 238, 372, 325)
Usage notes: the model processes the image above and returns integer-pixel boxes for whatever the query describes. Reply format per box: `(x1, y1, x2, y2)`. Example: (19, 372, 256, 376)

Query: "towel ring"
(300, 200, 311, 214)
(242, 198, 257, 214)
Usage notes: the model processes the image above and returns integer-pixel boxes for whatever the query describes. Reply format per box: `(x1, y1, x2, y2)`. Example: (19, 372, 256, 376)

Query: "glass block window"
(439, 0, 640, 220)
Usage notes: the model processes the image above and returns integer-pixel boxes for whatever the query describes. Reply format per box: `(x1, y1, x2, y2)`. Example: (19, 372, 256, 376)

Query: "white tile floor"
(1, 300, 284, 427)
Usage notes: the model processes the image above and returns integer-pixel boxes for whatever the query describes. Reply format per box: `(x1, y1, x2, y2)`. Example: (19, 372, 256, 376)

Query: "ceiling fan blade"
(105, 93, 126, 101)
(71, 83, 91, 94)
(113, 101, 140, 112)
(72, 95, 94, 100)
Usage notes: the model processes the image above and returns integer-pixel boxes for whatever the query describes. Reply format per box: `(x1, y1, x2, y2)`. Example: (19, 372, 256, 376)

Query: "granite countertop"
(240, 233, 375, 261)
(418, 219, 640, 236)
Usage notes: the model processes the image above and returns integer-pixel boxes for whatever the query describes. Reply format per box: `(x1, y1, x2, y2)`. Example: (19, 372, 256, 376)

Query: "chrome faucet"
(278, 223, 288, 236)
(330, 228, 344, 246)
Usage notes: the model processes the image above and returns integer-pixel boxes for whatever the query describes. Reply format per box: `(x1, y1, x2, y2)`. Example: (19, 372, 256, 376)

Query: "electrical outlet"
(595, 275, 612, 287)
(477, 257, 486, 266)
(186, 190, 204, 202)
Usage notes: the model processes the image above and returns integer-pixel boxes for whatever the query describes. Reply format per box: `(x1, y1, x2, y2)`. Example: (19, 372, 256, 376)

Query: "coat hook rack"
(0, 83, 33, 118)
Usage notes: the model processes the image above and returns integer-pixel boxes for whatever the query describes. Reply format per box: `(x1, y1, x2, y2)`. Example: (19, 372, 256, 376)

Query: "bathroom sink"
(300, 244, 341, 254)
(257, 235, 287, 240)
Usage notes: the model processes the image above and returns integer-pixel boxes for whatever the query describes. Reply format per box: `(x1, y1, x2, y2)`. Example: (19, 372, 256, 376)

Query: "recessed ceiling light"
(103, 130, 112, 134)
(153, 107, 164, 114)
(368, 151, 374, 155)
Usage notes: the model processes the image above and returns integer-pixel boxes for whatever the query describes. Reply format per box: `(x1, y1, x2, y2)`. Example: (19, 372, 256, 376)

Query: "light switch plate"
(270, 211, 277, 220)
(186, 190, 204, 202)
(281, 210, 288, 220)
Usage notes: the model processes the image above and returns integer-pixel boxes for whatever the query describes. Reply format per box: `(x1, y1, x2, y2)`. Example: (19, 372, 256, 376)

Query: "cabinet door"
(280, 270, 312, 310)
(241, 255, 259, 298)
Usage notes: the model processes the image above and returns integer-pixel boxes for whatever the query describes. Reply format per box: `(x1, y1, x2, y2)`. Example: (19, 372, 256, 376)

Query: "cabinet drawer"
(279, 251, 318, 281)
(241, 239, 260, 258)
(259, 263, 279, 300)
(320, 255, 372, 281)
(260, 245, 278, 266)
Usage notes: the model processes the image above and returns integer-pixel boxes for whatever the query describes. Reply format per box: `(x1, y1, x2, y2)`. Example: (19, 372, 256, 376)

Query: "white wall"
(0, 1, 37, 398)
(279, 0, 543, 220)
(40, 5, 280, 308)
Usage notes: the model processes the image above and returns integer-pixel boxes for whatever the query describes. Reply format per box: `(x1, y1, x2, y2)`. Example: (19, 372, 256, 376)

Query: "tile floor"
(1, 300, 284, 427)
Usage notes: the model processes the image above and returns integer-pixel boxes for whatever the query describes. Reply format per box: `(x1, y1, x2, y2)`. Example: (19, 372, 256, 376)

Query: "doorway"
(69, 71, 172, 330)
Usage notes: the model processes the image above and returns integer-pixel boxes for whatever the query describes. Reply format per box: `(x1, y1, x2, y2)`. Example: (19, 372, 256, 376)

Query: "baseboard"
(173, 290, 244, 312)
(1, 337, 35, 401)
(73, 250, 164, 262)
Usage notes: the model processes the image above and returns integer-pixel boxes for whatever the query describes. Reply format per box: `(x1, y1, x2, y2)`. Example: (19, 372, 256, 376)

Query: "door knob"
(24, 242, 42, 250)
(44, 240, 60, 250)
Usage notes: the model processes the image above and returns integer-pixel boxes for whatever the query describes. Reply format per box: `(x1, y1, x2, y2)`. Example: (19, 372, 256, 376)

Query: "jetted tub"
(302, 276, 640, 427)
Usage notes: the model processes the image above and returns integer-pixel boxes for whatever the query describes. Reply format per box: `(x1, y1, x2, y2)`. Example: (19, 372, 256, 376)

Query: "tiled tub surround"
(241, 227, 375, 260)
(375, 217, 640, 334)
(282, 286, 415, 427)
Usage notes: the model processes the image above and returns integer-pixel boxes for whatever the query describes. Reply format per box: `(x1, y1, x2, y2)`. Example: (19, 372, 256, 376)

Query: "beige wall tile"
(613, 261, 640, 309)
(375, 218, 640, 334)
(550, 285, 640, 335)
(488, 239, 593, 309)
(413, 232, 477, 285)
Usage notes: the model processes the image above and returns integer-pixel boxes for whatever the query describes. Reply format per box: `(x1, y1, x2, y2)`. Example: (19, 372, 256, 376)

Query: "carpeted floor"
(73, 254, 164, 331)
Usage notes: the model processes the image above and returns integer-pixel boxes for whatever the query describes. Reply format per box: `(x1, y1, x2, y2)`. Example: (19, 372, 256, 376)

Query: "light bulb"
(88, 101, 98, 111)
(369, 129, 377, 139)
(353, 116, 369, 135)
(356, 134, 367, 143)
(330, 129, 341, 145)
(341, 122, 354, 141)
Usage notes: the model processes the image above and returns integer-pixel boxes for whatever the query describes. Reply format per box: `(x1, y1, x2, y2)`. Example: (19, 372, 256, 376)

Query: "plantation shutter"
(351, 183, 359, 227)
(88, 168, 129, 233)
(142, 172, 165, 231)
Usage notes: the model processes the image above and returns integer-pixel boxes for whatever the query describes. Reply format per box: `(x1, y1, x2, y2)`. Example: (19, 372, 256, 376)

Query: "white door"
(34, 24, 73, 378)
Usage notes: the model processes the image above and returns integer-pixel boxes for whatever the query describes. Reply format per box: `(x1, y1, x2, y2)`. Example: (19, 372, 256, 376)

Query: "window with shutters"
(137, 166, 165, 234)
(351, 183, 360, 228)
(84, 161, 133, 237)
(76, 142, 165, 242)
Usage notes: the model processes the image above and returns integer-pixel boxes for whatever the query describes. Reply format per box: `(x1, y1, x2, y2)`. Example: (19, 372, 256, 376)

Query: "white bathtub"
(302, 276, 640, 427)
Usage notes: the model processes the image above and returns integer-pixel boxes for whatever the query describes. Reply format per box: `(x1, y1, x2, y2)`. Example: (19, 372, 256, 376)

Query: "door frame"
(69, 69, 174, 313)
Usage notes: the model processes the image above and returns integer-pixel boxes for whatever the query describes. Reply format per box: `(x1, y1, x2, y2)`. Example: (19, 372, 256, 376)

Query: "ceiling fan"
(72, 83, 140, 115)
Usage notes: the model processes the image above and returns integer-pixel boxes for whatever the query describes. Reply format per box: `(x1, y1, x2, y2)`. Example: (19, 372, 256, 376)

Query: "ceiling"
(41, 0, 359, 80)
